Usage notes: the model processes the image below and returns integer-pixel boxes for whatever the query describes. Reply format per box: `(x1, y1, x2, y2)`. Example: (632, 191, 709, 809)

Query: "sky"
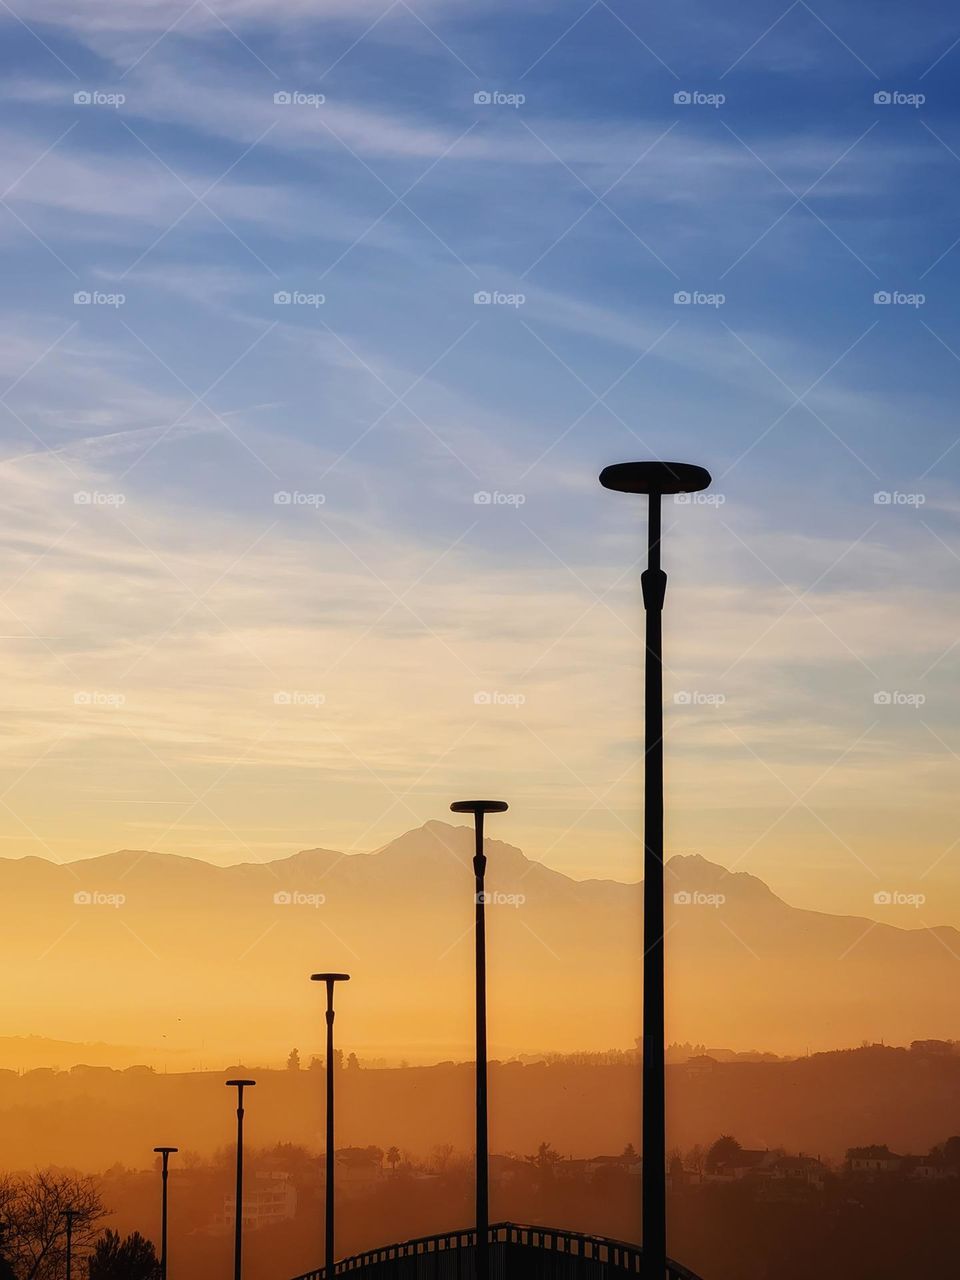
(0, 0, 959, 930)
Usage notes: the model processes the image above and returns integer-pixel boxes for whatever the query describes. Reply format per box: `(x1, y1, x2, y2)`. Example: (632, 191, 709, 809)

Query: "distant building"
(223, 1171, 297, 1230)
(846, 1146, 904, 1176)
(706, 1149, 775, 1180)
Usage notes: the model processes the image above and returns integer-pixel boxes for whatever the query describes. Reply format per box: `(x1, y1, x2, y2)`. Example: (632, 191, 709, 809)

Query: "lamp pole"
(599, 461, 711, 1280)
(225, 1079, 256, 1280)
(450, 798, 509, 1280)
(311, 972, 350, 1277)
(63, 1208, 78, 1280)
(153, 1147, 177, 1280)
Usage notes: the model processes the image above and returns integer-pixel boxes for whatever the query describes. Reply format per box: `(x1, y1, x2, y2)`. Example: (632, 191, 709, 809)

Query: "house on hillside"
(223, 1171, 297, 1230)
(706, 1148, 775, 1180)
(846, 1146, 904, 1176)
(910, 1156, 959, 1181)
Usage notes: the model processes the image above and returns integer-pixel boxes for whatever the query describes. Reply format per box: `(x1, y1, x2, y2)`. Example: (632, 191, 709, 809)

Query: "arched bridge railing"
(290, 1222, 704, 1280)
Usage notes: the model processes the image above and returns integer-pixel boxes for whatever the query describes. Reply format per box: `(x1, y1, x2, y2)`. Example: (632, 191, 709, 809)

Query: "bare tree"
(0, 1170, 106, 1280)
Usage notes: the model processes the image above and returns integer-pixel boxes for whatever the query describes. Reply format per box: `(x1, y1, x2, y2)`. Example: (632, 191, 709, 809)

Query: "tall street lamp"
(153, 1146, 178, 1280)
(310, 972, 350, 1277)
(450, 798, 509, 1280)
(225, 1079, 256, 1280)
(63, 1208, 78, 1280)
(599, 460, 711, 1280)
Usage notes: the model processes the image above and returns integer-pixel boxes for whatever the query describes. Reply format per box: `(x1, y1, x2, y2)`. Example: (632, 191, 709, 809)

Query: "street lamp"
(63, 1208, 78, 1280)
(310, 972, 350, 1277)
(450, 798, 509, 1280)
(153, 1147, 178, 1280)
(599, 461, 711, 1280)
(225, 1079, 256, 1280)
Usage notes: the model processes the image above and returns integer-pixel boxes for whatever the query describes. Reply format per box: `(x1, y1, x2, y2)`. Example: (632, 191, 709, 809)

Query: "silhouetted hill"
(2, 824, 959, 1061)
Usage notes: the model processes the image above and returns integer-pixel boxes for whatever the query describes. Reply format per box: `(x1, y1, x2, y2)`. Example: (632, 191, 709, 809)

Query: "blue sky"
(0, 0, 959, 927)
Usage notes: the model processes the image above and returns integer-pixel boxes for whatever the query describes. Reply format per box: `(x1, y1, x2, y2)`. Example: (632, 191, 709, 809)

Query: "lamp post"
(450, 798, 509, 1280)
(599, 460, 711, 1280)
(63, 1208, 78, 1280)
(310, 972, 350, 1277)
(153, 1146, 178, 1280)
(225, 1079, 256, 1280)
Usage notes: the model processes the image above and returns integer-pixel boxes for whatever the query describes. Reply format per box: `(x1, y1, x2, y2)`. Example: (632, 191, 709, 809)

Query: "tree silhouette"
(87, 1231, 159, 1279)
(286, 1048, 301, 1071)
(0, 1169, 106, 1280)
(386, 1147, 401, 1175)
(706, 1135, 742, 1174)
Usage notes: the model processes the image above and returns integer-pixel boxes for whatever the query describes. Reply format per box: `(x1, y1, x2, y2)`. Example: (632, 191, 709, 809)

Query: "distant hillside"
(2, 822, 960, 1061)
(1, 1044, 957, 1169)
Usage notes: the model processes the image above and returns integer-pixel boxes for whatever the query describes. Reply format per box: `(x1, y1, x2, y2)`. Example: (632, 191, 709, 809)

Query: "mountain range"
(1, 821, 958, 1065)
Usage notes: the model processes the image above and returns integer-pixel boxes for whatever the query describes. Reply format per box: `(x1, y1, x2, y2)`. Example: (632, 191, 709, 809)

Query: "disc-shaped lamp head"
(311, 972, 350, 983)
(154, 1147, 179, 1154)
(599, 461, 711, 495)
(225, 1078, 256, 1088)
(450, 800, 509, 815)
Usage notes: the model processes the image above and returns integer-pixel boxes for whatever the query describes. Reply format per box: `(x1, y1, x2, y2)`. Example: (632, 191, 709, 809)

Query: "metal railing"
(290, 1222, 703, 1280)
